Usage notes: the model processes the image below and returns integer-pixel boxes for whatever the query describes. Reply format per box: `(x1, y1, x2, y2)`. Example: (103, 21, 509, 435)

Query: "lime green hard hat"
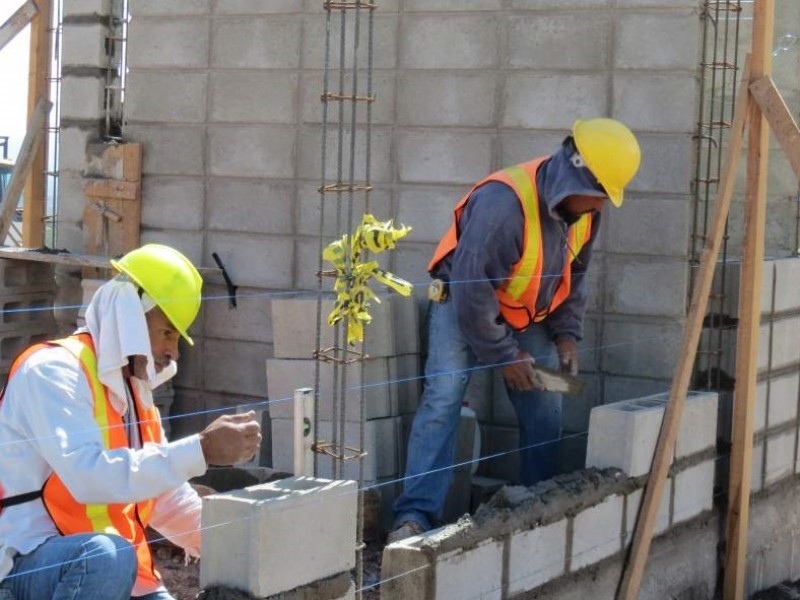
(572, 118, 641, 208)
(111, 244, 203, 345)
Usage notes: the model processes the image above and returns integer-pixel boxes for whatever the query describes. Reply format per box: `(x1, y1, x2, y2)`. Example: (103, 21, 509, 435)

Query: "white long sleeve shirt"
(0, 344, 208, 597)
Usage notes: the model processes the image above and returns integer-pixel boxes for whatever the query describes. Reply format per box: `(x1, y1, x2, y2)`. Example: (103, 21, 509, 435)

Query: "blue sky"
(0, 2, 31, 161)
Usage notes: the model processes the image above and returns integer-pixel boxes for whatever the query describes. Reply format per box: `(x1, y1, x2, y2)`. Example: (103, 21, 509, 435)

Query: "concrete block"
(62, 0, 111, 17)
(203, 285, 271, 344)
(606, 197, 690, 257)
(765, 431, 796, 486)
(397, 72, 497, 127)
(462, 368, 493, 424)
(389, 354, 421, 415)
(271, 417, 401, 481)
(491, 370, 516, 427)
(499, 131, 566, 169)
(141, 176, 204, 231)
(626, 485, 670, 540)
(125, 71, 207, 123)
(271, 293, 396, 358)
(558, 434, 588, 474)
(0, 292, 58, 331)
(435, 540, 504, 599)
(767, 372, 800, 428)
(203, 338, 269, 397)
(125, 125, 205, 176)
(571, 494, 623, 571)
(696, 326, 737, 378)
(391, 295, 420, 356)
(396, 130, 493, 185)
(302, 14, 397, 70)
(60, 76, 105, 121)
(604, 256, 687, 318)
(774, 258, 800, 313)
(396, 187, 461, 244)
(508, 13, 610, 69)
(508, 519, 567, 594)
(399, 15, 497, 69)
(601, 317, 684, 379)
(511, 0, 611, 6)
(130, 0, 210, 15)
(470, 475, 507, 512)
(771, 316, 800, 370)
(0, 260, 56, 293)
(300, 71, 396, 126)
(752, 440, 765, 494)
(295, 183, 392, 239)
(479, 425, 518, 482)
(297, 126, 392, 183)
(205, 233, 293, 289)
(216, 0, 305, 13)
(673, 460, 714, 525)
(209, 71, 297, 124)
(266, 357, 393, 421)
(211, 17, 300, 69)
(58, 126, 100, 173)
(613, 74, 698, 133)
(503, 74, 608, 130)
(616, 13, 700, 70)
(207, 179, 294, 235)
(208, 124, 295, 179)
(633, 135, 694, 195)
(62, 23, 108, 67)
(201, 477, 357, 598)
(127, 18, 209, 69)
(586, 391, 717, 476)
(709, 259, 774, 319)
(602, 376, 670, 404)
(404, 0, 501, 9)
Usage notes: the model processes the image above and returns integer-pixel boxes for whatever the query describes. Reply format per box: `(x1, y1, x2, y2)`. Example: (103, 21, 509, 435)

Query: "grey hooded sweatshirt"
(431, 142, 605, 367)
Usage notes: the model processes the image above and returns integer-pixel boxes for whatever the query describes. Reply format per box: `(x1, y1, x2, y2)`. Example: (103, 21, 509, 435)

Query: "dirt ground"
(153, 540, 383, 600)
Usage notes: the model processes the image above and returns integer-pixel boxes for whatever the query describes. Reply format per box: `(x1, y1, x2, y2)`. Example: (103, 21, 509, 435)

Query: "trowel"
(530, 364, 586, 397)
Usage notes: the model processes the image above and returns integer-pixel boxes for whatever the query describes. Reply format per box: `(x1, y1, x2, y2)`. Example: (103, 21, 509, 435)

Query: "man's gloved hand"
(199, 411, 262, 466)
(556, 337, 580, 376)
(500, 350, 546, 391)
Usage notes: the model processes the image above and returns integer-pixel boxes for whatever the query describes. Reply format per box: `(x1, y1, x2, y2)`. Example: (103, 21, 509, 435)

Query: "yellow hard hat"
(110, 244, 203, 345)
(572, 118, 641, 208)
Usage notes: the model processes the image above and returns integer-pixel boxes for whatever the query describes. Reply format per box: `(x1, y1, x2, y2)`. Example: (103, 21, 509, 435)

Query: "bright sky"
(0, 2, 31, 162)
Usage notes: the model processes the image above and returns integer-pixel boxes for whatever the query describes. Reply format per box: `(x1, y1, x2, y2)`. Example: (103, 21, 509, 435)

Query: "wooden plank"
(0, 0, 37, 54)
(84, 179, 140, 201)
(723, 1, 774, 596)
(618, 57, 752, 600)
(0, 97, 52, 244)
(750, 76, 800, 178)
(22, 0, 52, 248)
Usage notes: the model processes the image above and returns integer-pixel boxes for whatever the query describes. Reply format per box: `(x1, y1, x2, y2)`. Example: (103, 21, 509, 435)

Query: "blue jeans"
(393, 300, 562, 531)
(0, 533, 138, 600)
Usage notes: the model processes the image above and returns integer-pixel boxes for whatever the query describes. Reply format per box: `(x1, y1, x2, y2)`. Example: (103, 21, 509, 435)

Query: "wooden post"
(723, 1, 774, 597)
(617, 57, 752, 600)
(0, 0, 37, 54)
(749, 76, 800, 178)
(23, 0, 52, 248)
(0, 97, 52, 244)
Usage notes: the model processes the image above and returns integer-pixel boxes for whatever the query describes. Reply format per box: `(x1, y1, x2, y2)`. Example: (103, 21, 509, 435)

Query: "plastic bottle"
(459, 402, 482, 475)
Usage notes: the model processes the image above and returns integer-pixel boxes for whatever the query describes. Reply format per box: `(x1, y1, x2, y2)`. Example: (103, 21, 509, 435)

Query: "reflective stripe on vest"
(4, 334, 164, 590)
(429, 157, 593, 331)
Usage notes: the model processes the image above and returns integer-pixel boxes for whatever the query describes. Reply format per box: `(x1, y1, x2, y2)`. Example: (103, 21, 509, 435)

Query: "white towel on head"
(84, 277, 156, 412)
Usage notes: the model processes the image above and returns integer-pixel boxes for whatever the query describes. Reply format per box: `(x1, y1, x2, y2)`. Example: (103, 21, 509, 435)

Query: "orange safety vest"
(4, 333, 163, 590)
(429, 157, 593, 331)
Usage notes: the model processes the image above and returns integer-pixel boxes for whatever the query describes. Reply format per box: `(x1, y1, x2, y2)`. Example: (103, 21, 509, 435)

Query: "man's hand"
(199, 411, 262, 466)
(500, 351, 545, 391)
(556, 337, 580, 376)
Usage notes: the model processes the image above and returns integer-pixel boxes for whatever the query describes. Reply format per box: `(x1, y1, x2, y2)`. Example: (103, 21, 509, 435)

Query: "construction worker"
(0, 244, 261, 600)
(388, 118, 641, 543)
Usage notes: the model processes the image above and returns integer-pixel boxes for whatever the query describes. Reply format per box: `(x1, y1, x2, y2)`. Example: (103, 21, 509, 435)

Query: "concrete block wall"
(52, 2, 709, 445)
(382, 467, 718, 600)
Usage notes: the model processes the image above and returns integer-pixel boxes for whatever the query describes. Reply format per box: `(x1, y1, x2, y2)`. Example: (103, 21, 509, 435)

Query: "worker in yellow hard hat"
(389, 118, 641, 543)
(0, 243, 262, 599)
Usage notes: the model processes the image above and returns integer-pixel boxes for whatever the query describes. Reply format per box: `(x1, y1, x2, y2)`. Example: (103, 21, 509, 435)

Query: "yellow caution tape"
(323, 214, 413, 345)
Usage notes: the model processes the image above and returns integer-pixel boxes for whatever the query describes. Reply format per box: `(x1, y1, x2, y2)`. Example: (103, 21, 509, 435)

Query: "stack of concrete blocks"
(699, 257, 800, 493)
(201, 476, 357, 599)
(267, 292, 420, 531)
(0, 260, 59, 385)
(586, 391, 718, 533)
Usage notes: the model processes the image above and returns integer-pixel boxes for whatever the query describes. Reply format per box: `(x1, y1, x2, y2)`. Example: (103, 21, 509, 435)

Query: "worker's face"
(559, 194, 606, 217)
(146, 307, 180, 372)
